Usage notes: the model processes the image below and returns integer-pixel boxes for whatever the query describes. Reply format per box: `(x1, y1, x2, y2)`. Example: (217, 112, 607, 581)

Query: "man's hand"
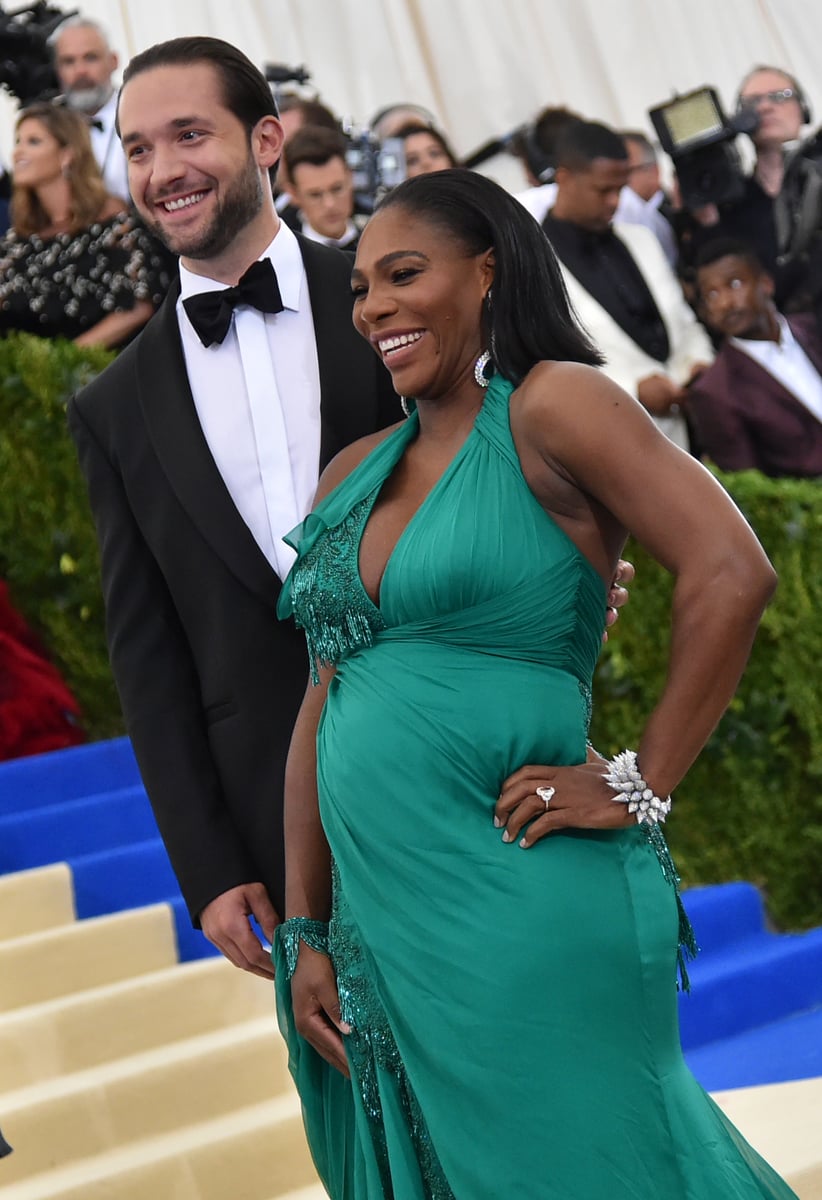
(603, 558, 635, 642)
(200, 883, 279, 979)
(637, 374, 688, 415)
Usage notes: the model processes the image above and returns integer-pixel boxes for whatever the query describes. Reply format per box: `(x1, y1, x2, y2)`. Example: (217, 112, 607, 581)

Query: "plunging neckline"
(356, 412, 481, 611)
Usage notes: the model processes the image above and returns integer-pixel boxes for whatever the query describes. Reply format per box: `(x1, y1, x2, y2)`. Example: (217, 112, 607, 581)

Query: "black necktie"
(182, 259, 285, 347)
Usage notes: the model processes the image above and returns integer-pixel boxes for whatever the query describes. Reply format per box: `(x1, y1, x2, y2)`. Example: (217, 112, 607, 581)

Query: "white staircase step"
(0, 955, 272, 1090)
(0, 1016, 289, 1184)
(0, 1095, 314, 1200)
(0, 905, 178, 1011)
(0, 866, 74, 941)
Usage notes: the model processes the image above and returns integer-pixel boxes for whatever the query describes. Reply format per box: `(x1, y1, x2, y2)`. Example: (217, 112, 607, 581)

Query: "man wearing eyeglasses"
(736, 67, 809, 203)
(680, 67, 812, 307)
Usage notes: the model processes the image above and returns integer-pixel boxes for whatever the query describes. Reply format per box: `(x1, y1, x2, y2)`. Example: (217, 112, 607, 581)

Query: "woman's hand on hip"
(291, 946, 351, 1077)
(495, 762, 635, 847)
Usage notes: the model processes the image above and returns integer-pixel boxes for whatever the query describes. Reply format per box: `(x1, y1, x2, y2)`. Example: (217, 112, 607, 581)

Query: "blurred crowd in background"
(2, 9, 822, 760)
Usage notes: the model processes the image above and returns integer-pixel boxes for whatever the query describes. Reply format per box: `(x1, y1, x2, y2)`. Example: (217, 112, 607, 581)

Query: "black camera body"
(649, 86, 758, 209)
(0, 1, 76, 105)
(264, 61, 407, 213)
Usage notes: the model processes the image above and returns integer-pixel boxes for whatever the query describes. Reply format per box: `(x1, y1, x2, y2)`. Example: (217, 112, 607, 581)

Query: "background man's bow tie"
(183, 259, 284, 347)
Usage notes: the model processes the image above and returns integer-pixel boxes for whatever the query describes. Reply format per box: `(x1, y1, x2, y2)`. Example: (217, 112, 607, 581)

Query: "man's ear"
(760, 270, 775, 298)
(254, 115, 285, 172)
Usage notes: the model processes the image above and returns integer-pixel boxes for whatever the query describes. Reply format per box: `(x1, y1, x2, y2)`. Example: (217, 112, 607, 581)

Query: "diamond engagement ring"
(536, 786, 555, 809)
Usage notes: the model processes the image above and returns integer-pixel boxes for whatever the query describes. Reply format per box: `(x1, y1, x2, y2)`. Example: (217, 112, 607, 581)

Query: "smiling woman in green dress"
(274, 168, 793, 1199)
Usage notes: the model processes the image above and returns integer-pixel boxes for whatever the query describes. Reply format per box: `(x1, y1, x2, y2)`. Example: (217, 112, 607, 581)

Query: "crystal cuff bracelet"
(603, 749, 672, 825)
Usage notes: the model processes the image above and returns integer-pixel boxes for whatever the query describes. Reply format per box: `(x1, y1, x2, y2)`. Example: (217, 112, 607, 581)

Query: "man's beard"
(64, 84, 112, 115)
(145, 151, 265, 261)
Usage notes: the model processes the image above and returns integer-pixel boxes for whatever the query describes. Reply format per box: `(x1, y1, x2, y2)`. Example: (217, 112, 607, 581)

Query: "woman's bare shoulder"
(516, 360, 630, 415)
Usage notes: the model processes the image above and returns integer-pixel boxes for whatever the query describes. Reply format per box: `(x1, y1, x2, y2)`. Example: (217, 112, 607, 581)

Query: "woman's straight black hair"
(376, 168, 603, 384)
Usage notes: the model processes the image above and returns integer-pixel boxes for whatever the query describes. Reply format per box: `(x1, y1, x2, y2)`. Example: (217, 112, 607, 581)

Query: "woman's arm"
(73, 300, 155, 349)
(284, 668, 334, 921)
(497, 362, 776, 844)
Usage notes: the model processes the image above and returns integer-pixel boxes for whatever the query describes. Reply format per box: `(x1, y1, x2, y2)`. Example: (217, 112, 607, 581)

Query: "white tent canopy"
(0, 0, 819, 188)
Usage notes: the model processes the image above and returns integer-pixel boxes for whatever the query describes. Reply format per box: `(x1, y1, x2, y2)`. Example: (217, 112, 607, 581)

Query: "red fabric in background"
(0, 581, 85, 761)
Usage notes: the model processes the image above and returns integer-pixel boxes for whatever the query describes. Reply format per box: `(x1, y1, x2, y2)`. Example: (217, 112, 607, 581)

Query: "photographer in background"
(674, 67, 812, 307)
(51, 16, 129, 203)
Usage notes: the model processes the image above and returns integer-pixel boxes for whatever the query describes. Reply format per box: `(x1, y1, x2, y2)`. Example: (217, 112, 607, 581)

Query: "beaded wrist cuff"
(279, 917, 330, 979)
(603, 749, 672, 825)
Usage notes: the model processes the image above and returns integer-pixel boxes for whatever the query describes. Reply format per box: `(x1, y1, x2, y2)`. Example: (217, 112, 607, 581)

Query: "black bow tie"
(182, 258, 284, 347)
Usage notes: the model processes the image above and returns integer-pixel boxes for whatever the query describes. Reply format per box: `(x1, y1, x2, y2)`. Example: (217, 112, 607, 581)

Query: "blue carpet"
(0, 738, 820, 1087)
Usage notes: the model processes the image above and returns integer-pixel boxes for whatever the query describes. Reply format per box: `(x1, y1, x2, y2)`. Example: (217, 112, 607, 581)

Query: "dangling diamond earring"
(474, 350, 492, 389)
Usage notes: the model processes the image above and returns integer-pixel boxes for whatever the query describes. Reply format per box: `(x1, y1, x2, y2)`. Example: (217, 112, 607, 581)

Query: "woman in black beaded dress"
(0, 102, 172, 348)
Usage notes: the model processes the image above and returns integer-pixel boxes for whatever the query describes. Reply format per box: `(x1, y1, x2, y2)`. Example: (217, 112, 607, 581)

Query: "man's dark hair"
(531, 107, 584, 157)
(556, 121, 627, 171)
(120, 36, 279, 135)
(284, 126, 349, 175)
(277, 96, 341, 133)
(376, 168, 603, 384)
(694, 237, 766, 275)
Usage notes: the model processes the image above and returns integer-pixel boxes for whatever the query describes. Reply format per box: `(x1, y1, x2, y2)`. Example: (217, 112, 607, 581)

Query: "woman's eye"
(393, 268, 418, 283)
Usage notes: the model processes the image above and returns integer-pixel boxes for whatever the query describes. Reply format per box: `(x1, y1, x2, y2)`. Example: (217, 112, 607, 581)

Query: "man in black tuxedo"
(67, 36, 400, 979)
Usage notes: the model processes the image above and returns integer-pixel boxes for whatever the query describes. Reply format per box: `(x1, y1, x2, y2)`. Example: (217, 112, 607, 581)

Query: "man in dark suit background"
(689, 238, 822, 477)
(67, 36, 400, 979)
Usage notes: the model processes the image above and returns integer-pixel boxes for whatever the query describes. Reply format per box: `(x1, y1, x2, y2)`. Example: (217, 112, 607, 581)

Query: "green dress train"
(275, 374, 797, 1200)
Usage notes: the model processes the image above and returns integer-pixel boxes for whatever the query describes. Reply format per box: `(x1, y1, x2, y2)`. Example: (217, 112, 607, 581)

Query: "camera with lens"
(264, 62, 406, 212)
(341, 123, 405, 214)
(0, 1, 76, 105)
(649, 85, 758, 209)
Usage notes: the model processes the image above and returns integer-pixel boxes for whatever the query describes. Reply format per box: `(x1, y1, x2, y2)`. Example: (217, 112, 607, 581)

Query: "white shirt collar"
(177, 219, 303, 311)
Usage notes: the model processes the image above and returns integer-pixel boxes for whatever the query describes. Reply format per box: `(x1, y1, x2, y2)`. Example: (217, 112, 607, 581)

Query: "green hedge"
(0, 334, 119, 739)
(591, 470, 822, 931)
(1, 331, 820, 928)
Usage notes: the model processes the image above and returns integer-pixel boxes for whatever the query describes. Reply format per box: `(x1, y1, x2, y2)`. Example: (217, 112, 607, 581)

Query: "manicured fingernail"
(340, 1021, 351, 1034)
(493, 816, 502, 828)
(519, 837, 528, 848)
(502, 830, 512, 843)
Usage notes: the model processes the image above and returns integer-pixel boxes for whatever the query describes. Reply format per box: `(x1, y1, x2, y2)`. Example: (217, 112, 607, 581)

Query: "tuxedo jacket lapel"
(135, 283, 279, 602)
(725, 341, 822, 423)
(299, 234, 369, 466)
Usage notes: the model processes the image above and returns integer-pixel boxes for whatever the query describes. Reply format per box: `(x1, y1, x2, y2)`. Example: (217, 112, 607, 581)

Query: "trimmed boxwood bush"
(1, 331, 820, 927)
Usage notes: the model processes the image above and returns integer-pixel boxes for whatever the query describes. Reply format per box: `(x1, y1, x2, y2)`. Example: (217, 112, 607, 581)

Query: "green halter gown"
(275, 374, 797, 1200)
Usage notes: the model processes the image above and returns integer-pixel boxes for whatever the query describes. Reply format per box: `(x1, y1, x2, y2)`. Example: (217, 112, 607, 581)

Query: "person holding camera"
(675, 67, 813, 306)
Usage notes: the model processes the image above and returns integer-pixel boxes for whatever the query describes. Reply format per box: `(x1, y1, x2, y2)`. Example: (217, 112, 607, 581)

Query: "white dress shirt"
(732, 315, 822, 424)
(89, 91, 130, 203)
(300, 217, 360, 249)
(615, 187, 678, 268)
(177, 221, 322, 579)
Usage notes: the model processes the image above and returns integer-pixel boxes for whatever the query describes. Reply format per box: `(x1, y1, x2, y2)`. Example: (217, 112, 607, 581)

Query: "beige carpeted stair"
(0, 865, 319, 1199)
(0, 864, 820, 1198)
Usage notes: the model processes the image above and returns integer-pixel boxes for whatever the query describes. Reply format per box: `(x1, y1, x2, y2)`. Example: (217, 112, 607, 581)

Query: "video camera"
(341, 123, 405, 213)
(649, 85, 758, 209)
(0, 1, 76, 105)
(264, 62, 406, 212)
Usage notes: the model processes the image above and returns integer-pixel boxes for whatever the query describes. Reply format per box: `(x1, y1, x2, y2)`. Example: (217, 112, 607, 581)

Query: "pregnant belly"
(317, 638, 589, 839)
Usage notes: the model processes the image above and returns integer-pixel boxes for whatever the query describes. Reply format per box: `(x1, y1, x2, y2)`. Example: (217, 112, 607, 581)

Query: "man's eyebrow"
(121, 116, 215, 146)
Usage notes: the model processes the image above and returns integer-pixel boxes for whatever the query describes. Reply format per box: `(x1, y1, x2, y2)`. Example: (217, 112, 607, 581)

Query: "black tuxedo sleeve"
(67, 395, 258, 923)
